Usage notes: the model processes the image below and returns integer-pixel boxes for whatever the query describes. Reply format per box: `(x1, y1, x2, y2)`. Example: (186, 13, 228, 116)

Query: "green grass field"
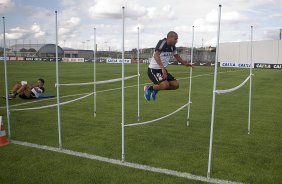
(0, 61, 281, 183)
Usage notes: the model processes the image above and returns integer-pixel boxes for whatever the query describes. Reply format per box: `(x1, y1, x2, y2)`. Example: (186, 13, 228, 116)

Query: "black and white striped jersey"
(149, 38, 177, 69)
(31, 86, 45, 98)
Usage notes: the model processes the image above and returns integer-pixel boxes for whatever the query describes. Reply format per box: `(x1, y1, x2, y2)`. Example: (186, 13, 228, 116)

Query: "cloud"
(88, 0, 175, 21)
(59, 0, 77, 6)
(270, 13, 282, 18)
(193, 18, 217, 33)
(174, 26, 191, 33)
(191, 8, 250, 34)
(20, 5, 53, 22)
(58, 17, 81, 39)
(262, 29, 281, 40)
(4, 27, 29, 39)
(205, 37, 217, 46)
(34, 31, 45, 38)
(145, 5, 175, 20)
(31, 24, 41, 32)
(88, 0, 147, 19)
(9, 27, 28, 33)
(31, 23, 45, 38)
(4, 32, 24, 40)
(2, 23, 46, 40)
(0, 0, 14, 13)
(206, 9, 249, 24)
(130, 24, 145, 33)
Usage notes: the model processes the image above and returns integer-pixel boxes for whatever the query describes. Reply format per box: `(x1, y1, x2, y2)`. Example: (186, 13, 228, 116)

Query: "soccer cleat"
(151, 90, 158, 101)
(144, 85, 151, 101)
(2, 93, 15, 100)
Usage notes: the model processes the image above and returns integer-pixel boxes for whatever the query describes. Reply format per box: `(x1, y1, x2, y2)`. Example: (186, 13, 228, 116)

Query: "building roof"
(37, 44, 64, 54)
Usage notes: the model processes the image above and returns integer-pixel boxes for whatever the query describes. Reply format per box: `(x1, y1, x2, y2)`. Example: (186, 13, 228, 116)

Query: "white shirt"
(149, 38, 177, 69)
(31, 87, 43, 98)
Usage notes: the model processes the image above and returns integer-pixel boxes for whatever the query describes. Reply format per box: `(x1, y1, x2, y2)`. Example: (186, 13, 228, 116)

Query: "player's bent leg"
(11, 83, 22, 93)
(17, 84, 27, 94)
(4, 83, 23, 99)
(153, 80, 170, 91)
(22, 85, 32, 97)
(168, 80, 179, 90)
(149, 81, 169, 101)
(151, 89, 158, 101)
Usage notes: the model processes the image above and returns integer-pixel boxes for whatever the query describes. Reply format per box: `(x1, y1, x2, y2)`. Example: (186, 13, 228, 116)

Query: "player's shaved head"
(166, 31, 178, 46)
(167, 31, 178, 38)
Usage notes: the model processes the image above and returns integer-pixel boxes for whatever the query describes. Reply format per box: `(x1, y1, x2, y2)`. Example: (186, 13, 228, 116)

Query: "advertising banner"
(106, 58, 131, 64)
(254, 63, 282, 69)
(220, 62, 253, 68)
(17, 57, 24, 61)
(0, 57, 9, 61)
(62, 58, 84, 62)
(9, 57, 17, 60)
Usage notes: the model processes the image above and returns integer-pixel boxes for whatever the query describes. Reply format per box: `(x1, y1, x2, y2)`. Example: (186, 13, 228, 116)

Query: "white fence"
(219, 40, 282, 68)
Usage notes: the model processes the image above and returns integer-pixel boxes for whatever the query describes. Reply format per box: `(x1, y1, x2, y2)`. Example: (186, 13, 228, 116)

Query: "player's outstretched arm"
(174, 54, 193, 67)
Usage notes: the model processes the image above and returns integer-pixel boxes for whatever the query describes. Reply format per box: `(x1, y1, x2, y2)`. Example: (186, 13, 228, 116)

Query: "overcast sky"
(1, 0, 282, 51)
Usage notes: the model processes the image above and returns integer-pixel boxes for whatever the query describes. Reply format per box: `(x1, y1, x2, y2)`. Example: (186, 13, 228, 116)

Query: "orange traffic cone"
(0, 116, 10, 147)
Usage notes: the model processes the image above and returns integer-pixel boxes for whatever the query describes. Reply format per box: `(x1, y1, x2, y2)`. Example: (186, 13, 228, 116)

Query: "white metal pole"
(137, 27, 140, 121)
(55, 11, 62, 148)
(248, 26, 253, 135)
(121, 6, 125, 162)
(207, 5, 221, 179)
(94, 27, 97, 117)
(3, 17, 11, 138)
(187, 25, 194, 126)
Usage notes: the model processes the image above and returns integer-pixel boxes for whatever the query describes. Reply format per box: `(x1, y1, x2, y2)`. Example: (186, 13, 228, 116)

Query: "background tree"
(20, 48, 28, 52)
(28, 48, 37, 52)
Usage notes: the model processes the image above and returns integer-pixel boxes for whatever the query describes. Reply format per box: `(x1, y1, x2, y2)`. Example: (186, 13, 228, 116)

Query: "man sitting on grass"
(3, 78, 45, 100)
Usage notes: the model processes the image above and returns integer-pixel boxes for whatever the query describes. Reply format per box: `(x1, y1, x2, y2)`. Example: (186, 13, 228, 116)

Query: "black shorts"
(19, 94, 32, 99)
(19, 92, 36, 99)
(147, 68, 176, 84)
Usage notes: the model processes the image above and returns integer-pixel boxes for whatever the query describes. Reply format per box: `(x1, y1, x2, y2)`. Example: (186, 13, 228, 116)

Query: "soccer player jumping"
(144, 31, 193, 101)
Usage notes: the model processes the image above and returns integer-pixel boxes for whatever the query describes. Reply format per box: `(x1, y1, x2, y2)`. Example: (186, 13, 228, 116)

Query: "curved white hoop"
(125, 103, 190, 127)
(215, 75, 252, 94)
(10, 92, 94, 112)
(56, 74, 139, 87)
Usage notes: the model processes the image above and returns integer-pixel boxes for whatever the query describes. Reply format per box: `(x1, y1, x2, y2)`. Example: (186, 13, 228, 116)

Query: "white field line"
(11, 140, 245, 184)
(0, 70, 244, 109)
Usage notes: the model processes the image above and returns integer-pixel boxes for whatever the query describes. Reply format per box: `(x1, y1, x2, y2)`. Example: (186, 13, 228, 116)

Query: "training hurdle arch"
(207, 5, 254, 179)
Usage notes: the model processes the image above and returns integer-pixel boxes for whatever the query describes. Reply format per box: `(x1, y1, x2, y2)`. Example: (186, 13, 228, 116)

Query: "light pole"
(82, 41, 85, 49)
(104, 41, 109, 51)
(86, 40, 90, 50)
(15, 39, 17, 56)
